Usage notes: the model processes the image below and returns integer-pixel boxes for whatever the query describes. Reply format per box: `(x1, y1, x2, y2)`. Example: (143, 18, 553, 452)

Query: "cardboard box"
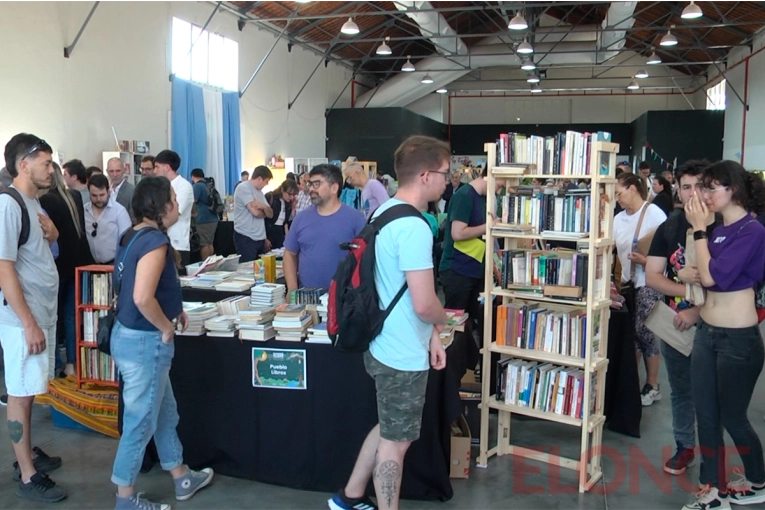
(450, 415, 472, 479)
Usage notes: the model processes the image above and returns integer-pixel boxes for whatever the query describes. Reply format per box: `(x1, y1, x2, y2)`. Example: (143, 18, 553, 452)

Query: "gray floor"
(2, 364, 765, 510)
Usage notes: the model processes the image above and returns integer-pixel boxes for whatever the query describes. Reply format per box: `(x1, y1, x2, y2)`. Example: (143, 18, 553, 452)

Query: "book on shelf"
(496, 249, 590, 297)
(80, 271, 112, 306)
(498, 187, 592, 235)
(79, 347, 116, 382)
(496, 130, 610, 176)
(289, 287, 327, 305)
(495, 303, 595, 358)
(495, 358, 596, 419)
(81, 310, 109, 343)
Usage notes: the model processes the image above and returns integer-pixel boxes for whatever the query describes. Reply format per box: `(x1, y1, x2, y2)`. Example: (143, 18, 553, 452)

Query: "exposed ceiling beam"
(290, 3, 357, 38)
(663, 1, 750, 41)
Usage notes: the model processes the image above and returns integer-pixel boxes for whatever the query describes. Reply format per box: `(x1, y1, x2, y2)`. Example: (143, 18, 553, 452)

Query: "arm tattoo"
(374, 460, 401, 509)
(8, 420, 23, 444)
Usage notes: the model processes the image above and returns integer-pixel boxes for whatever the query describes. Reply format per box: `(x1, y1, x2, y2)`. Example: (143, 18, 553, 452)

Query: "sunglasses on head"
(20, 139, 52, 161)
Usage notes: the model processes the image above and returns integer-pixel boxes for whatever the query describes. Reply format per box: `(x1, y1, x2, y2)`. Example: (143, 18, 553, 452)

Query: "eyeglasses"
(702, 186, 729, 195)
(20, 139, 52, 161)
(426, 170, 450, 180)
(681, 184, 705, 192)
(91, 222, 98, 238)
(306, 180, 325, 189)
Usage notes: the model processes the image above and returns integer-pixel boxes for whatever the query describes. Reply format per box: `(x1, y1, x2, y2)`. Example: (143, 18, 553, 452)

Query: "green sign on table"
(252, 348, 307, 390)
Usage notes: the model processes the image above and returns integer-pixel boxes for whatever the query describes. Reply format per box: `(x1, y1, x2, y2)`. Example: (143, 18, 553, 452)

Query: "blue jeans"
(234, 232, 265, 263)
(110, 321, 184, 487)
(692, 319, 765, 487)
(661, 340, 695, 450)
(56, 276, 76, 368)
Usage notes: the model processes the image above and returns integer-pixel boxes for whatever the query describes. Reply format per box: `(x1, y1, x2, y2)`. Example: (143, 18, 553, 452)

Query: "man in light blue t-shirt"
(328, 136, 450, 510)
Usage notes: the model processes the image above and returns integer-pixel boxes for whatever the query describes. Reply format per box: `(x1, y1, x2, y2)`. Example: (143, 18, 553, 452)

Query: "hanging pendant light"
(647, 50, 661, 65)
(530, 84, 542, 93)
(681, 1, 703, 19)
(526, 73, 540, 84)
(520, 59, 536, 71)
(661, 26, 678, 46)
(341, 17, 359, 35)
(436, 88, 448, 94)
(421, 74, 434, 84)
(376, 37, 392, 55)
(508, 12, 528, 30)
(401, 56, 415, 72)
(635, 69, 649, 79)
(627, 79, 640, 90)
(517, 39, 534, 54)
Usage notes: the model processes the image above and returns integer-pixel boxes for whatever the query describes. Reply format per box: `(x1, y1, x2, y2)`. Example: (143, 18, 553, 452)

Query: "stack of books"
(440, 309, 469, 348)
(306, 322, 330, 344)
(216, 295, 250, 316)
(289, 287, 327, 305)
(183, 271, 237, 289)
(238, 306, 276, 342)
(204, 315, 238, 338)
(273, 304, 312, 341)
(178, 302, 218, 336)
(317, 293, 329, 322)
(251, 283, 286, 307)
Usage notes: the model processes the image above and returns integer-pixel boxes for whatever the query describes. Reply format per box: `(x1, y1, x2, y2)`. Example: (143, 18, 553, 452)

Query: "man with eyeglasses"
(344, 162, 390, 218)
(233, 165, 273, 262)
(139, 156, 155, 177)
(106, 157, 134, 222)
(283, 164, 365, 293)
(646, 159, 719, 478)
(293, 172, 313, 217)
(0, 133, 68, 502)
(84, 174, 131, 265)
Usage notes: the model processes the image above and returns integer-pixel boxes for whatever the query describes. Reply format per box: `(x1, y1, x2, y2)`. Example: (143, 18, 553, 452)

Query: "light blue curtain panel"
(171, 77, 207, 180)
(222, 91, 242, 195)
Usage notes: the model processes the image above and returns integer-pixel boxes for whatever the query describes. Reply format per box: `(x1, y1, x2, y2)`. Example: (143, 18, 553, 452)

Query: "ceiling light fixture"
(295, 0, 311, 3)
(436, 88, 448, 94)
(530, 84, 542, 93)
(341, 17, 359, 35)
(660, 26, 678, 46)
(520, 59, 536, 71)
(635, 69, 649, 79)
(647, 50, 661, 64)
(421, 74, 434, 84)
(517, 39, 534, 54)
(401, 55, 415, 72)
(526, 73, 540, 84)
(681, 1, 703, 19)
(628, 79, 640, 90)
(508, 12, 528, 30)
(376, 36, 392, 55)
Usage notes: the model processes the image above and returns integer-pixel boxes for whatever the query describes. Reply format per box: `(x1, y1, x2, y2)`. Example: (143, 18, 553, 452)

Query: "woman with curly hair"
(110, 177, 213, 510)
(683, 161, 765, 510)
(264, 178, 299, 250)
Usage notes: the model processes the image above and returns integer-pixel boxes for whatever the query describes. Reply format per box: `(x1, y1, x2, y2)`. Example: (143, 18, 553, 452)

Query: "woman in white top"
(614, 172, 667, 407)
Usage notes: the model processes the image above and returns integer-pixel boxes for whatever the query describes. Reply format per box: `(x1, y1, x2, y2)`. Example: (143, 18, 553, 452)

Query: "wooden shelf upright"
(477, 138, 620, 493)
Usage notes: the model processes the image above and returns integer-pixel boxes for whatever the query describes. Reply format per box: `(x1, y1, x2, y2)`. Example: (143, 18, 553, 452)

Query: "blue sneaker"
(328, 488, 377, 510)
(174, 467, 213, 501)
(115, 492, 170, 510)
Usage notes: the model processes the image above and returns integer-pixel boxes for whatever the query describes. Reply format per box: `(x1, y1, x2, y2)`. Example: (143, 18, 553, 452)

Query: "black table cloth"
(169, 336, 461, 501)
(603, 307, 642, 437)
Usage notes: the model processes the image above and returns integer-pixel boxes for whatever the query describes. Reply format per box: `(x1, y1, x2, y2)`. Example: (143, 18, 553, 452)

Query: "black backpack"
(328, 203, 429, 353)
(0, 187, 30, 248)
(205, 177, 225, 216)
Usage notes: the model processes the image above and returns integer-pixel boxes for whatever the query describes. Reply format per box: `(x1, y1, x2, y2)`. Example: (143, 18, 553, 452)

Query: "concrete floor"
(2, 364, 765, 510)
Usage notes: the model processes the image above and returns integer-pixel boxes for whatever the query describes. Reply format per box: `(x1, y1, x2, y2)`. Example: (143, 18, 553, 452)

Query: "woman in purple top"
(684, 161, 765, 509)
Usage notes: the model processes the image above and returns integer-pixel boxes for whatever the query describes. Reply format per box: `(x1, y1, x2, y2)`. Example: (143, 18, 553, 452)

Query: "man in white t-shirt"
(344, 163, 390, 218)
(152, 150, 194, 268)
(328, 136, 449, 510)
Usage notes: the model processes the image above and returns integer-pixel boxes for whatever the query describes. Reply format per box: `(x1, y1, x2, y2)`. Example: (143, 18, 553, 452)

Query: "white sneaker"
(728, 471, 765, 506)
(641, 383, 661, 406)
(682, 486, 731, 510)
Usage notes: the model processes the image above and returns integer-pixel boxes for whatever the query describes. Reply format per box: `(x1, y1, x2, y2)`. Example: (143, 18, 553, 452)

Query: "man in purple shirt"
(284, 164, 366, 292)
(344, 163, 390, 218)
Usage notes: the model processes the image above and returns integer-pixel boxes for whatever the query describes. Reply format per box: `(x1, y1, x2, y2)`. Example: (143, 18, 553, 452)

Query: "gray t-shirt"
(0, 186, 59, 327)
(233, 181, 266, 241)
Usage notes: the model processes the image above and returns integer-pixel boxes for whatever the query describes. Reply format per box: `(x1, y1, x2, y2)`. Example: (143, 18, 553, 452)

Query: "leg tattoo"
(374, 460, 401, 509)
(8, 420, 23, 444)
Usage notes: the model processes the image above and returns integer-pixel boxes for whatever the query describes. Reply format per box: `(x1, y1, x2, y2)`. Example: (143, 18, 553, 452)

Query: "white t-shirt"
(168, 175, 194, 252)
(613, 202, 666, 288)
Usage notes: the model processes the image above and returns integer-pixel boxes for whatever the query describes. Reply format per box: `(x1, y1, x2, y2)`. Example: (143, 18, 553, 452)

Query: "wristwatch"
(693, 230, 708, 241)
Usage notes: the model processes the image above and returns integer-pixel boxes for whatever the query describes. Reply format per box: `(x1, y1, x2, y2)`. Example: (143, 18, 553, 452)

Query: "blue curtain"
(171, 78, 207, 180)
(222, 92, 242, 195)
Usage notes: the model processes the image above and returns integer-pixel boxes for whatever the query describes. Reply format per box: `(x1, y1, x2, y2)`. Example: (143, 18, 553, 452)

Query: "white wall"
(0, 2, 353, 173)
(711, 31, 765, 168)
(405, 94, 447, 123)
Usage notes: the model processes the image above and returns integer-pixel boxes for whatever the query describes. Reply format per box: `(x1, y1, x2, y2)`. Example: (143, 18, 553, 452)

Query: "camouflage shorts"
(363, 351, 429, 443)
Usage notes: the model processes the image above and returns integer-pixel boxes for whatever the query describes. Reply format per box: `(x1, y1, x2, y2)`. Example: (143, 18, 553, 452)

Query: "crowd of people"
(1, 129, 765, 510)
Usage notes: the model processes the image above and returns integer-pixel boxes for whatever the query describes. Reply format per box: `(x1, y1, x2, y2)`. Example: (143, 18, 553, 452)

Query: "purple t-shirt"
(284, 204, 366, 289)
(706, 215, 765, 292)
(362, 179, 391, 218)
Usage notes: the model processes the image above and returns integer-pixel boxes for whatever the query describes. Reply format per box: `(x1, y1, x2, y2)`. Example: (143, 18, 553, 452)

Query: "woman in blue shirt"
(684, 161, 765, 509)
(110, 177, 213, 510)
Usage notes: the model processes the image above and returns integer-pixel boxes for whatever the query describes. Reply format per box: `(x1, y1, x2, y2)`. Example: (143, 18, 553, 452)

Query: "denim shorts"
(364, 351, 429, 443)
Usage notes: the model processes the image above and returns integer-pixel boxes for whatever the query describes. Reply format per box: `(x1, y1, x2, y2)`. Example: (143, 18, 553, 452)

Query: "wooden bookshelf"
(75, 265, 118, 389)
(478, 137, 619, 493)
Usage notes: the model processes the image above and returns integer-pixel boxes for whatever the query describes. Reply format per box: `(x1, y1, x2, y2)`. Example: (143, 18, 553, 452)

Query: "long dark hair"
(653, 175, 673, 200)
(133, 176, 173, 232)
(703, 160, 765, 214)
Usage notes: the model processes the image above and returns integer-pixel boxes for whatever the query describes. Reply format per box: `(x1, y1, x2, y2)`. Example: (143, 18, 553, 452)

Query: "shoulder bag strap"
(629, 203, 649, 281)
(114, 227, 155, 309)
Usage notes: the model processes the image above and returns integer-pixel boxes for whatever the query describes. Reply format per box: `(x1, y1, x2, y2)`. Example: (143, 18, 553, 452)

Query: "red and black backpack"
(328, 203, 428, 353)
